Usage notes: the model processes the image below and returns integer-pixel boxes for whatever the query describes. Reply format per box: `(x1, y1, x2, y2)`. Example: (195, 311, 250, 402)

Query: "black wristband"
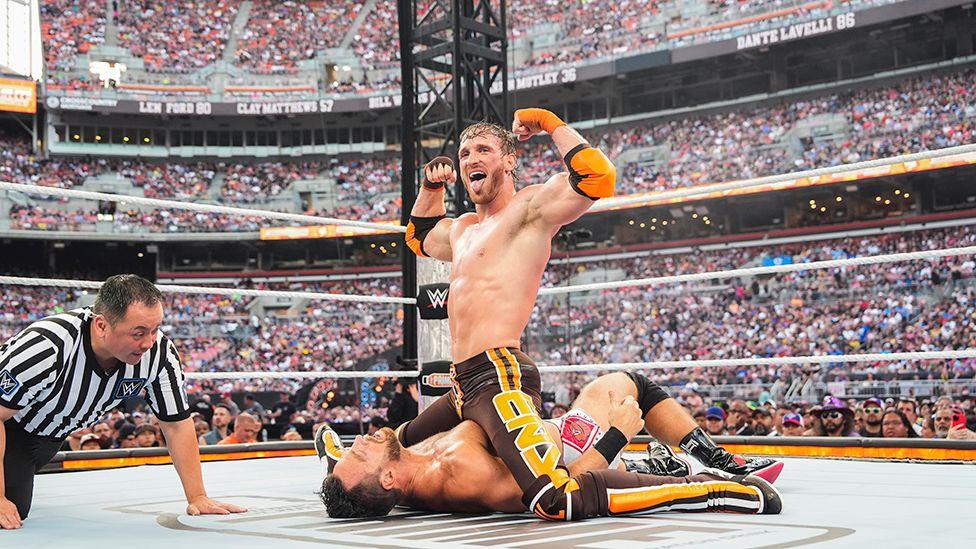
(422, 180, 445, 191)
(593, 426, 628, 464)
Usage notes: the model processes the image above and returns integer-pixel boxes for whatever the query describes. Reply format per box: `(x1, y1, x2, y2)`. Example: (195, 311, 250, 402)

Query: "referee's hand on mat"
(0, 496, 22, 529)
(186, 495, 247, 516)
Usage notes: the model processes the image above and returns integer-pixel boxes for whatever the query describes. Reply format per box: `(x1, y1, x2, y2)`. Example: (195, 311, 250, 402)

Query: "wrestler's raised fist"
(423, 156, 456, 190)
(608, 390, 644, 441)
(513, 108, 566, 141)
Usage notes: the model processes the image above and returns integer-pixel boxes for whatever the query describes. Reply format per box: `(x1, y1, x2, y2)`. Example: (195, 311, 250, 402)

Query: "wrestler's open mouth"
(469, 171, 487, 182)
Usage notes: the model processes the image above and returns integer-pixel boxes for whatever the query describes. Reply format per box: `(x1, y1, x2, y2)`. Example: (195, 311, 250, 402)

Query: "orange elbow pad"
(564, 144, 616, 200)
(405, 215, 444, 257)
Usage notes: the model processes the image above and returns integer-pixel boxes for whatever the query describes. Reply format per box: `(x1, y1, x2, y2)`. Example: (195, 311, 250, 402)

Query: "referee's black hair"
(93, 274, 163, 324)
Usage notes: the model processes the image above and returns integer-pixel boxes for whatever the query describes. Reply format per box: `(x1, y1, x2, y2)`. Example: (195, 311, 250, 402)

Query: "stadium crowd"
(11, 66, 976, 231)
(235, 0, 363, 73)
(40, 0, 106, 71)
(39, 0, 900, 91)
(116, 0, 240, 72)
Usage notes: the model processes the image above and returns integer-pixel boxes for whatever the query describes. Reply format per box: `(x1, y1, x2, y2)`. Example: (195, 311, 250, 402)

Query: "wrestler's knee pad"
(625, 372, 671, 416)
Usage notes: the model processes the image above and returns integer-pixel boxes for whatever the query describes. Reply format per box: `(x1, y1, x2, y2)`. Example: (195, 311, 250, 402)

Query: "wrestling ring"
(3, 147, 976, 548)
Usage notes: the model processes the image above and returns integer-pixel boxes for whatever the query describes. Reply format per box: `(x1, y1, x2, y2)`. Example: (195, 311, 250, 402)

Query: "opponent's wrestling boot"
(700, 468, 782, 515)
(679, 427, 784, 483)
(314, 423, 346, 476)
(623, 440, 690, 477)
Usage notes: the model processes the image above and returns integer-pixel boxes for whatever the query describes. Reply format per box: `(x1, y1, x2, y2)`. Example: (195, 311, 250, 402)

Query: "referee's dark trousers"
(3, 419, 64, 519)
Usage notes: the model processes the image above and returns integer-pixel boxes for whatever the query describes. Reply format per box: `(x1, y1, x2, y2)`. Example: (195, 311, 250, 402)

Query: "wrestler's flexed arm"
(405, 158, 456, 262)
(514, 109, 616, 231)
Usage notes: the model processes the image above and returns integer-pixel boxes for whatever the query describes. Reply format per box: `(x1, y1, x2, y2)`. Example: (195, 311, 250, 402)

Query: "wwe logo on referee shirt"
(0, 371, 20, 396)
(114, 378, 148, 400)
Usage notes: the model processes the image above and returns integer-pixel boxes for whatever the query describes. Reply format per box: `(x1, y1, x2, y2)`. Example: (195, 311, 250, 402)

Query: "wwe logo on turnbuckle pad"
(426, 288, 449, 308)
(418, 283, 449, 320)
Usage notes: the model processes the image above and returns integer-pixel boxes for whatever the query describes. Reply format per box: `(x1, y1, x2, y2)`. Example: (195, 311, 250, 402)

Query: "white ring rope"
(539, 245, 976, 295)
(594, 143, 976, 211)
(186, 370, 419, 380)
(0, 180, 404, 234)
(0, 275, 413, 305)
(534, 350, 976, 373)
(2, 245, 974, 303)
(181, 350, 976, 379)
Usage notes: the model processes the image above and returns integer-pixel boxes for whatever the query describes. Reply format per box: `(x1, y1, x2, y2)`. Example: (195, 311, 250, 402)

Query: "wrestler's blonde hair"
(460, 121, 520, 183)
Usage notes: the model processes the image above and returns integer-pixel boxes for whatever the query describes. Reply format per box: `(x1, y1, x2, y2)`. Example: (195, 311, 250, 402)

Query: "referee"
(0, 275, 246, 529)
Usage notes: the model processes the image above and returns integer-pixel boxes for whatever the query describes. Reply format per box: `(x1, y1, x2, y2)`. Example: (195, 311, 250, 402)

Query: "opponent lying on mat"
(317, 372, 782, 518)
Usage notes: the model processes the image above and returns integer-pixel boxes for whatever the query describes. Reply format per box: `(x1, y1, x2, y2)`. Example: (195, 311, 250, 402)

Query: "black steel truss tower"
(399, 0, 509, 361)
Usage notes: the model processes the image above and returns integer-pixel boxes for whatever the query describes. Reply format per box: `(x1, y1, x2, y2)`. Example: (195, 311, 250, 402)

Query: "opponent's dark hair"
(320, 474, 399, 518)
(93, 274, 163, 324)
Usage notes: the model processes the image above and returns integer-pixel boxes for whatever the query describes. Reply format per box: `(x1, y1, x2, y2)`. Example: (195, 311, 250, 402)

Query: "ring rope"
(538, 245, 976, 295)
(595, 142, 976, 211)
(186, 370, 420, 380)
(181, 349, 976, 379)
(0, 181, 404, 233)
(0, 275, 413, 305)
(533, 350, 976, 373)
(2, 245, 974, 303)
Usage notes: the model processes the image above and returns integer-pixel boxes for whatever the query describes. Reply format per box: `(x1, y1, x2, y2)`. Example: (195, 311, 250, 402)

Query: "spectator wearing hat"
(858, 398, 884, 438)
(133, 424, 159, 448)
(751, 407, 773, 436)
(704, 406, 726, 436)
(820, 397, 858, 437)
(219, 393, 240, 416)
(882, 409, 918, 439)
(801, 405, 824, 436)
(78, 433, 103, 451)
(727, 400, 755, 436)
(779, 413, 806, 437)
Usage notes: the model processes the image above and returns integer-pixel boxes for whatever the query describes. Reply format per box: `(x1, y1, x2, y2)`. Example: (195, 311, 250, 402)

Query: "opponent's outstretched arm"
(515, 108, 616, 230)
(405, 159, 455, 262)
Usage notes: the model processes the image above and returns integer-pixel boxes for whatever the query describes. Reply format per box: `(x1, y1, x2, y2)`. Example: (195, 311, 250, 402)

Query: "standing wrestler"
(393, 110, 779, 521)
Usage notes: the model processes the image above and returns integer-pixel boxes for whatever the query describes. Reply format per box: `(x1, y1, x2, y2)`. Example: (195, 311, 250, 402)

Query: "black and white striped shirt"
(0, 307, 190, 438)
